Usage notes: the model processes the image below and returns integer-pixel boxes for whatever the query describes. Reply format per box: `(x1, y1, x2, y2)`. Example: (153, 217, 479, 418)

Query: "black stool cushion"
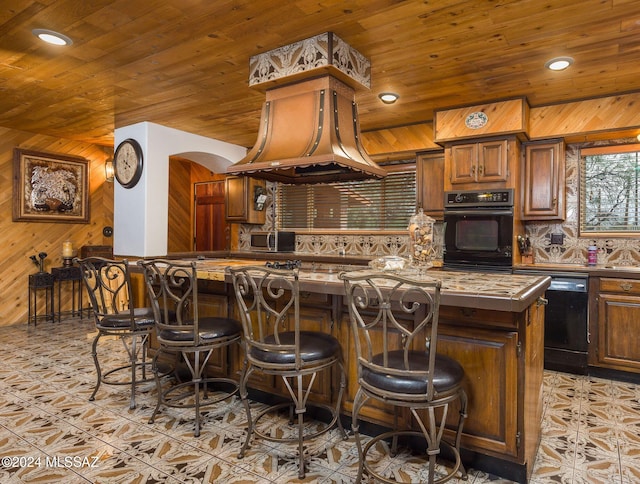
(158, 317, 241, 343)
(98, 307, 156, 329)
(250, 331, 341, 365)
(362, 350, 464, 395)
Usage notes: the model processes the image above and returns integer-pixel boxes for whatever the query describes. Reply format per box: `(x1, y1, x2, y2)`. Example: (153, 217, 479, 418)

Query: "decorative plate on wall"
(465, 111, 488, 129)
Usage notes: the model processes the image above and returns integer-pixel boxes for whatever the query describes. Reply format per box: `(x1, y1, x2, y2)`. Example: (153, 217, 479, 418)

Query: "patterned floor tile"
(1, 320, 639, 483)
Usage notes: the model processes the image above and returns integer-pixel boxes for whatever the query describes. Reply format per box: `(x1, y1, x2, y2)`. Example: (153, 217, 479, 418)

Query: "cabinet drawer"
(599, 278, 640, 295)
(439, 305, 517, 330)
(299, 291, 332, 306)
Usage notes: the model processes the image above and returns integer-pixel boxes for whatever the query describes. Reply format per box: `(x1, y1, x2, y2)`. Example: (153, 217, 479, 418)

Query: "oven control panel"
(445, 189, 514, 207)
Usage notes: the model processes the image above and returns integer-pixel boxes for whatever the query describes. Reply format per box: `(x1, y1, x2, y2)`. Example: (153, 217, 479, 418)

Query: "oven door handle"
(444, 208, 513, 216)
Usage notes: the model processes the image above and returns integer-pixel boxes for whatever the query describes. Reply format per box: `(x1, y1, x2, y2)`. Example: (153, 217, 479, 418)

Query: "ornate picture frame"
(12, 148, 89, 223)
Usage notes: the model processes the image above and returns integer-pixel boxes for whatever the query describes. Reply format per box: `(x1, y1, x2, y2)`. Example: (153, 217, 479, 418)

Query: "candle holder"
(61, 240, 74, 266)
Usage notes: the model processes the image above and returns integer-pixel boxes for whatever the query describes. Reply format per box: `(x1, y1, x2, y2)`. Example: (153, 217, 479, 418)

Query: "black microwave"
(250, 231, 296, 252)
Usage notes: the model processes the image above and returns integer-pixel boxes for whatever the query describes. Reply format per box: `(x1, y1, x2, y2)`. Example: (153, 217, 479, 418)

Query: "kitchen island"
(169, 259, 550, 483)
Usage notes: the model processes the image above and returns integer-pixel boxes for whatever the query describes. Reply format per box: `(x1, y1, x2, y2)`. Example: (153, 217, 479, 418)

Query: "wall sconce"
(105, 159, 114, 182)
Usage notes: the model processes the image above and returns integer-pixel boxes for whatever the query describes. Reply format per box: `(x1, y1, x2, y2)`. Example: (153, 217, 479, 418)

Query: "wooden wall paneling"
(0, 127, 113, 326)
(361, 123, 440, 159)
(528, 92, 640, 140)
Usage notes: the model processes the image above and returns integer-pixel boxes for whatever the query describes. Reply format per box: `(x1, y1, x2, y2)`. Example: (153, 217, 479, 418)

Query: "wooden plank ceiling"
(1, 0, 639, 149)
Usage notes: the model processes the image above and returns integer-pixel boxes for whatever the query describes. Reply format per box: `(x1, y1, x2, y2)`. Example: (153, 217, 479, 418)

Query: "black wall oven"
(443, 189, 514, 271)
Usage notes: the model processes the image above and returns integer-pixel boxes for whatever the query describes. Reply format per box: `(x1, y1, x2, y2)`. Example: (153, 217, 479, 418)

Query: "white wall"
(113, 122, 246, 257)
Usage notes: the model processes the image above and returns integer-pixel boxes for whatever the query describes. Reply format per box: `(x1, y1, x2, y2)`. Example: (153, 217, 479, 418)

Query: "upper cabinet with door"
(443, 137, 520, 192)
(416, 152, 445, 219)
(522, 140, 565, 220)
(436, 99, 527, 192)
(447, 139, 509, 186)
(225, 176, 266, 225)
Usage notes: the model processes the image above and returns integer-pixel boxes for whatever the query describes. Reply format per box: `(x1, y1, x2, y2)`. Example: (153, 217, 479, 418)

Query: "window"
(277, 166, 416, 231)
(580, 144, 640, 234)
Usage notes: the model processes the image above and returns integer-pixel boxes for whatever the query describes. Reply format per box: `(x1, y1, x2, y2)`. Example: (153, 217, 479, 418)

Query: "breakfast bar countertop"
(192, 258, 551, 313)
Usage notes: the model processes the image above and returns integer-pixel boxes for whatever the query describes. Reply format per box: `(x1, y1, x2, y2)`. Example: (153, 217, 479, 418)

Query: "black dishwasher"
(516, 271, 589, 374)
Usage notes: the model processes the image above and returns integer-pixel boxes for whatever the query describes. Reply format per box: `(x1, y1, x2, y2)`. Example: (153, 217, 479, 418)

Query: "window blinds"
(277, 169, 416, 231)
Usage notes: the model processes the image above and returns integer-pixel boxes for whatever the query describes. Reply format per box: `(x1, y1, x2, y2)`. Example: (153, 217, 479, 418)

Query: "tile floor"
(0, 318, 639, 483)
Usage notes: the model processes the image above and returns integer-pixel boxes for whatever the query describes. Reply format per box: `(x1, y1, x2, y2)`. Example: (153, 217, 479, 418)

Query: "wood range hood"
(226, 33, 387, 184)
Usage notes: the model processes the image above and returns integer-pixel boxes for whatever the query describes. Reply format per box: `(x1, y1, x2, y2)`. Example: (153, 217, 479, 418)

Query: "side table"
(28, 272, 55, 325)
(52, 266, 85, 322)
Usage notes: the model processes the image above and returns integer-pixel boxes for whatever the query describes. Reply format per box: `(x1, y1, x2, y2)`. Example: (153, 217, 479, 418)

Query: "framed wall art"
(13, 148, 90, 223)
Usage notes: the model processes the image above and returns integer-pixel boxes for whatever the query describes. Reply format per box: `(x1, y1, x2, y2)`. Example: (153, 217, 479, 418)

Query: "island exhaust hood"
(226, 33, 387, 184)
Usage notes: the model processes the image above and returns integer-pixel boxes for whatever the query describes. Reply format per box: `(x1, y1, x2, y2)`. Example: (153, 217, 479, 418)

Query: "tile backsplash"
(239, 138, 640, 267)
(525, 138, 640, 267)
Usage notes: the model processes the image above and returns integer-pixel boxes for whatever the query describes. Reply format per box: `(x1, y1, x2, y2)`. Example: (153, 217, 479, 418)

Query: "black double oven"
(443, 189, 514, 272)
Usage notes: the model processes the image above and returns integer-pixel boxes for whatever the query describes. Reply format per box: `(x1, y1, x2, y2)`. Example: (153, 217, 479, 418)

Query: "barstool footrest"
(158, 377, 238, 410)
(360, 429, 464, 484)
(251, 401, 340, 444)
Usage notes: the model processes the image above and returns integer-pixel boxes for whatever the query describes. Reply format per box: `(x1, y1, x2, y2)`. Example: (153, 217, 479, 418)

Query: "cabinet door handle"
(478, 164, 484, 176)
(620, 282, 633, 292)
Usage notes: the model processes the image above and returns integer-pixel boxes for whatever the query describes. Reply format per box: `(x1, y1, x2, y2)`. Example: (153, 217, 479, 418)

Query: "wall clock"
(113, 138, 143, 188)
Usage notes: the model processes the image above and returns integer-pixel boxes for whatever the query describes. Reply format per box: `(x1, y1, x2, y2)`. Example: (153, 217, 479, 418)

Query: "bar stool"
(228, 265, 347, 479)
(76, 257, 156, 410)
(139, 259, 242, 437)
(340, 270, 468, 484)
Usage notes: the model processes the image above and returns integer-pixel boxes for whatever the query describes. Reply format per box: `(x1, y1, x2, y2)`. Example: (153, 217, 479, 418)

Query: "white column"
(113, 122, 246, 257)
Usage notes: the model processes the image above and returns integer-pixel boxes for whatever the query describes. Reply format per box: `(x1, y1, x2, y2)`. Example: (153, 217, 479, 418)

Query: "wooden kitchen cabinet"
(437, 299, 544, 469)
(522, 140, 565, 220)
(416, 151, 445, 219)
(592, 277, 640, 373)
(225, 175, 266, 224)
(445, 138, 509, 188)
(437, 325, 520, 458)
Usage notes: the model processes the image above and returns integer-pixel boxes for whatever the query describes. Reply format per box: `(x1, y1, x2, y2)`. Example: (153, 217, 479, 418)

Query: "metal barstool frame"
(340, 270, 468, 484)
(76, 257, 155, 410)
(139, 259, 241, 437)
(229, 265, 347, 479)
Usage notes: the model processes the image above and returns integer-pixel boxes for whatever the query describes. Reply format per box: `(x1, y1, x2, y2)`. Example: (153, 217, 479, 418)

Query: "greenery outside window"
(580, 144, 640, 235)
(277, 164, 416, 231)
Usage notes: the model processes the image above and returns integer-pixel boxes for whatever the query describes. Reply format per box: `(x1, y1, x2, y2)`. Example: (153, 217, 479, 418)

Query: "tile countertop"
(193, 259, 551, 313)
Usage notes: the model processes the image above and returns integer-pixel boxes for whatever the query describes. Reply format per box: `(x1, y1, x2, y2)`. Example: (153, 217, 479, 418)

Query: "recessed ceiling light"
(378, 92, 399, 104)
(545, 56, 573, 71)
(32, 29, 73, 46)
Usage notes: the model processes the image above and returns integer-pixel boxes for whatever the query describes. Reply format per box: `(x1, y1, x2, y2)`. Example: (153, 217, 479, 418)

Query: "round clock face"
(114, 139, 143, 188)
